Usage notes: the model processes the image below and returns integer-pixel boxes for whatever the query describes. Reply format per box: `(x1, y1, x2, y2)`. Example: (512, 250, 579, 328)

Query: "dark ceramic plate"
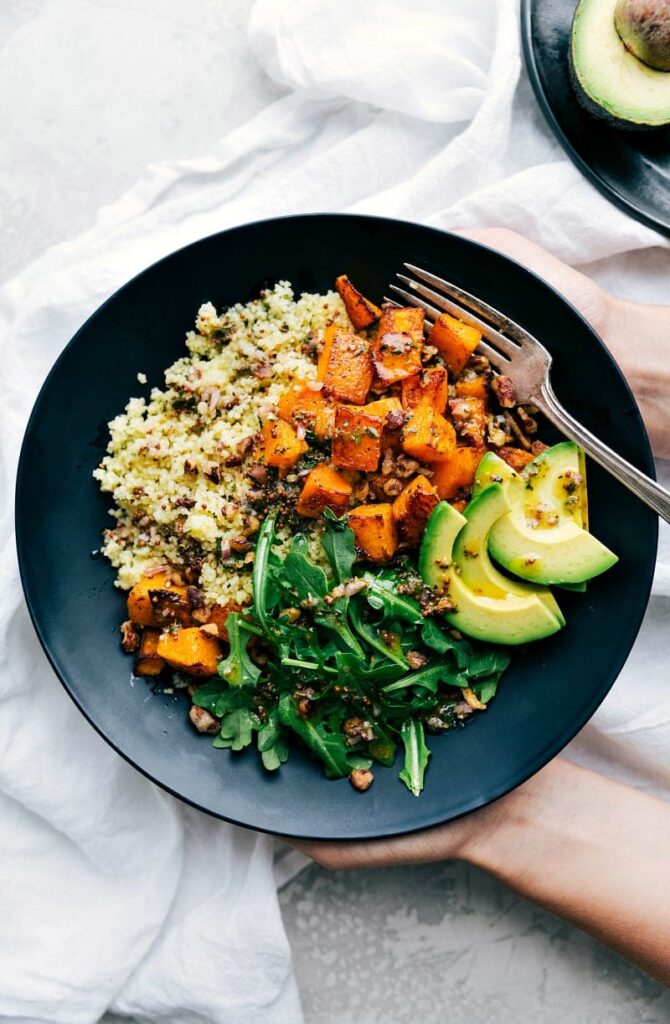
(522, 0, 670, 237)
(15, 214, 657, 840)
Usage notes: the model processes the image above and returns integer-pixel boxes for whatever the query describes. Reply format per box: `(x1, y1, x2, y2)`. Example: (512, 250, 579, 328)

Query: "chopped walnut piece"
(491, 374, 517, 408)
(343, 717, 375, 745)
(120, 620, 141, 653)
(189, 705, 220, 734)
(531, 440, 549, 455)
(349, 768, 374, 792)
(406, 650, 429, 669)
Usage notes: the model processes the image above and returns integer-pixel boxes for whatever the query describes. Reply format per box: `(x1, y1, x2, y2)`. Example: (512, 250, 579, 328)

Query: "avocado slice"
(471, 451, 524, 502)
(570, 0, 670, 130)
(488, 443, 617, 585)
(455, 484, 565, 626)
(419, 502, 564, 646)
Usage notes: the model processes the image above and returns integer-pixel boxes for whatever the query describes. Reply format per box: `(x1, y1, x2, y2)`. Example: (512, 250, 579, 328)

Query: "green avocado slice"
(487, 442, 617, 585)
(471, 451, 524, 502)
(419, 502, 564, 646)
(455, 484, 565, 626)
(570, 0, 670, 129)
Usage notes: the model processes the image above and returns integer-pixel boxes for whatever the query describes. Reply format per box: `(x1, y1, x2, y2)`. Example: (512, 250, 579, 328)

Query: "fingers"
(287, 817, 474, 872)
(457, 227, 611, 333)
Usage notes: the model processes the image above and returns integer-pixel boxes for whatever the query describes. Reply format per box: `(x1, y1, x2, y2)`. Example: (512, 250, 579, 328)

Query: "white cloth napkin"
(1, 0, 669, 1020)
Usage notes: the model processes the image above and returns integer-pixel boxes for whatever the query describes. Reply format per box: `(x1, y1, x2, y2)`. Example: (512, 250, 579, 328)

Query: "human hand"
(462, 229, 670, 458)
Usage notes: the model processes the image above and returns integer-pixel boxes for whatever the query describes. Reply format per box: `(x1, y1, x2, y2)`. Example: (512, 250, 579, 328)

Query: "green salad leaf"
(197, 510, 511, 796)
(399, 719, 431, 797)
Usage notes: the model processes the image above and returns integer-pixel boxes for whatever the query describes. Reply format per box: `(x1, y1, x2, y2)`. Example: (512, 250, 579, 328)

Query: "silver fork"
(388, 263, 670, 524)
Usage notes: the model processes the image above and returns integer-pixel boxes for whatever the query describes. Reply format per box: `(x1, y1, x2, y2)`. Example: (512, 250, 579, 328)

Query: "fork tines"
(387, 263, 530, 371)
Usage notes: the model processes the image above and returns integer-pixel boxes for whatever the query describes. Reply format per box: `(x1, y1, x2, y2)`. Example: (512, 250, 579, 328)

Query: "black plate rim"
(520, 0, 670, 239)
(14, 211, 658, 839)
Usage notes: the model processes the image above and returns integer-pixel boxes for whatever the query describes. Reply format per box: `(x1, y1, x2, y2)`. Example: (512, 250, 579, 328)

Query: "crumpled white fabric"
(0, 0, 669, 1020)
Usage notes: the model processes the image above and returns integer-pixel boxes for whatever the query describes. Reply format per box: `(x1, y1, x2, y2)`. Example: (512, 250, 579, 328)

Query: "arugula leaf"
(420, 620, 473, 669)
(217, 613, 261, 687)
(322, 510, 357, 583)
(193, 678, 236, 718)
(257, 709, 290, 771)
(368, 720, 397, 767)
(399, 719, 431, 797)
(382, 662, 466, 695)
(214, 703, 259, 751)
(278, 694, 353, 779)
(253, 514, 280, 634)
(364, 574, 424, 625)
(472, 678, 499, 705)
(283, 535, 329, 601)
(468, 648, 511, 680)
(348, 598, 409, 669)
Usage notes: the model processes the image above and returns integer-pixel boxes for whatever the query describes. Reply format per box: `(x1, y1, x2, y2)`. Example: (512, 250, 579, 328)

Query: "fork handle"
(535, 381, 670, 526)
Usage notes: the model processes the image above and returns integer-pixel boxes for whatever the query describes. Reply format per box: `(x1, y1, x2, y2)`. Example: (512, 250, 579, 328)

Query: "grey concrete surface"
(2, 3, 668, 1022)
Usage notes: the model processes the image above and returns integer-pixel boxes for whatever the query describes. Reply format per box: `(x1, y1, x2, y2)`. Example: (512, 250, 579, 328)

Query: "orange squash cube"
(335, 274, 382, 331)
(317, 323, 337, 380)
(432, 446, 487, 500)
(277, 382, 334, 439)
(156, 627, 223, 678)
(260, 419, 308, 472)
(135, 628, 166, 677)
(372, 306, 424, 385)
(127, 571, 188, 628)
(392, 475, 439, 546)
(332, 406, 383, 472)
(297, 464, 353, 518)
(429, 312, 481, 373)
(498, 446, 534, 471)
(362, 396, 403, 421)
(402, 404, 456, 463)
(455, 374, 488, 402)
(348, 503, 398, 562)
(401, 366, 448, 414)
(322, 328, 373, 405)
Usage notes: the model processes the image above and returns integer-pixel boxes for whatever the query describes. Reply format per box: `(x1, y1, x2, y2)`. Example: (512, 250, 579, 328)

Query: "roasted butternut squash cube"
(297, 464, 352, 518)
(401, 404, 456, 463)
(277, 382, 334, 439)
(322, 328, 373, 405)
(432, 446, 487, 500)
(455, 374, 488, 402)
(401, 366, 448, 414)
(362, 396, 403, 421)
(448, 396, 487, 447)
(348, 503, 398, 562)
(498, 446, 534, 471)
(392, 475, 439, 546)
(331, 406, 383, 472)
(156, 627, 223, 678)
(335, 274, 382, 331)
(429, 312, 481, 373)
(317, 323, 337, 380)
(260, 419, 308, 472)
(135, 628, 166, 677)
(372, 306, 424, 385)
(127, 571, 188, 628)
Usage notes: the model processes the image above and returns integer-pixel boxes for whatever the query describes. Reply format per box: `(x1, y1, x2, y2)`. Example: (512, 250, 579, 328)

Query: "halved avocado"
(570, 0, 670, 130)
(419, 502, 564, 646)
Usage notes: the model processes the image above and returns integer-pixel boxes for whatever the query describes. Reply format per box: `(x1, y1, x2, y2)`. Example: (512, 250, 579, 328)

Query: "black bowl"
(15, 214, 657, 840)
